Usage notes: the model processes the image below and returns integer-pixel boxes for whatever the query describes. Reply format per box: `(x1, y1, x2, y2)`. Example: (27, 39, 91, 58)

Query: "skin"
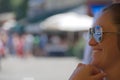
(69, 63, 106, 80)
(69, 9, 120, 80)
(90, 10, 120, 69)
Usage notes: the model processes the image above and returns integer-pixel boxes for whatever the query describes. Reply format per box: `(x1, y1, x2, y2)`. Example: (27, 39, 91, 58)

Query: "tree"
(10, 0, 29, 20)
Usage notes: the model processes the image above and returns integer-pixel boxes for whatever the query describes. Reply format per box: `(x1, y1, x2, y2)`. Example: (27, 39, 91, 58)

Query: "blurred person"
(0, 30, 8, 57)
(0, 38, 5, 57)
(33, 34, 41, 56)
(46, 35, 67, 56)
(46, 35, 61, 56)
(50, 35, 60, 44)
(13, 33, 24, 57)
(16, 35, 24, 57)
(12, 33, 19, 56)
(39, 33, 48, 56)
(23, 33, 34, 57)
(7, 34, 15, 56)
(69, 3, 120, 80)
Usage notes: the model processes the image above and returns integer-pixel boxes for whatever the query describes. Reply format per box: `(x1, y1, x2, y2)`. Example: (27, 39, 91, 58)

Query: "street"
(0, 57, 81, 80)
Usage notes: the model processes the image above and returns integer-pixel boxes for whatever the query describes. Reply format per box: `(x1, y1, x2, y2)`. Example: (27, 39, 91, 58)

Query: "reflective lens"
(89, 25, 102, 43)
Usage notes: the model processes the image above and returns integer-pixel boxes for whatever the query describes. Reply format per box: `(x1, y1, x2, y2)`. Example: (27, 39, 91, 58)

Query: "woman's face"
(89, 11, 120, 69)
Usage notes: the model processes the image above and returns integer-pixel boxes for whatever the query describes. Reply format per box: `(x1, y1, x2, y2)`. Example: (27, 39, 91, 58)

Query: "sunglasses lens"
(89, 26, 102, 43)
(94, 26, 102, 42)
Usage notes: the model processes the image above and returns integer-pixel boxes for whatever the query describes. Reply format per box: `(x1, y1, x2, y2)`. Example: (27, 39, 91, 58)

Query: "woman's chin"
(90, 59, 100, 67)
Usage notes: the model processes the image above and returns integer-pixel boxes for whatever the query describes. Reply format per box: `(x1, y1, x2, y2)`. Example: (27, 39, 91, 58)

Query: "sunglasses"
(89, 25, 120, 43)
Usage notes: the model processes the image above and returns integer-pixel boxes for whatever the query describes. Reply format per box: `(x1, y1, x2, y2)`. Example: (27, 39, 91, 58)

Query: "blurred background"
(0, 0, 113, 80)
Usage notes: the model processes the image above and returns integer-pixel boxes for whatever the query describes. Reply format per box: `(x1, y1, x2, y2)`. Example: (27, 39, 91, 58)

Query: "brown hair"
(103, 3, 120, 25)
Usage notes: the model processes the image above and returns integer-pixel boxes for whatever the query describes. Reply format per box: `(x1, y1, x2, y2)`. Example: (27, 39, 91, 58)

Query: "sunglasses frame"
(89, 25, 120, 43)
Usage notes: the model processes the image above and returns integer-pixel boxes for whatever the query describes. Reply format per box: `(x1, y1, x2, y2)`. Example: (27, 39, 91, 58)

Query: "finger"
(92, 72, 106, 80)
(86, 64, 101, 74)
(91, 66, 101, 74)
(71, 63, 84, 75)
(77, 63, 85, 68)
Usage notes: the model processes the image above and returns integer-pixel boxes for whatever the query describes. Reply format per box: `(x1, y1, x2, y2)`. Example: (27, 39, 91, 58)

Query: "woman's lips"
(92, 48, 103, 58)
(92, 48, 103, 53)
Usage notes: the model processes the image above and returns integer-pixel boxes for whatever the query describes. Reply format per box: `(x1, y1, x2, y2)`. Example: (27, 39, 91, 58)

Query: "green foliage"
(10, 0, 23, 8)
(10, 0, 28, 20)
(0, 0, 28, 20)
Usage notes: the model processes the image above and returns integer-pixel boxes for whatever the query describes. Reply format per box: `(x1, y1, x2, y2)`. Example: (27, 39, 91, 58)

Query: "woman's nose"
(89, 37, 98, 46)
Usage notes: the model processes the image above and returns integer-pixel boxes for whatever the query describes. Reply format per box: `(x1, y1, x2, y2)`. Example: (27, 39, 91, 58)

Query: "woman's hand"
(69, 63, 106, 80)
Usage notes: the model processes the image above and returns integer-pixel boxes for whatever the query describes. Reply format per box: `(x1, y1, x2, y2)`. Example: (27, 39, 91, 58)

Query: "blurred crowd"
(0, 28, 86, 59)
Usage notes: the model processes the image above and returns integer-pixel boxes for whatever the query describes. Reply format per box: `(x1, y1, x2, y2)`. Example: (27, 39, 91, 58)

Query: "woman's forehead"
(93, 12, 117, 31)
(95, 11, 112, 23)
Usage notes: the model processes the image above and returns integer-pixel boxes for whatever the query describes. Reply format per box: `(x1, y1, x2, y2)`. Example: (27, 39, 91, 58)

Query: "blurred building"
(27, 0, 86, 22)
(44, 0, 84, 10)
